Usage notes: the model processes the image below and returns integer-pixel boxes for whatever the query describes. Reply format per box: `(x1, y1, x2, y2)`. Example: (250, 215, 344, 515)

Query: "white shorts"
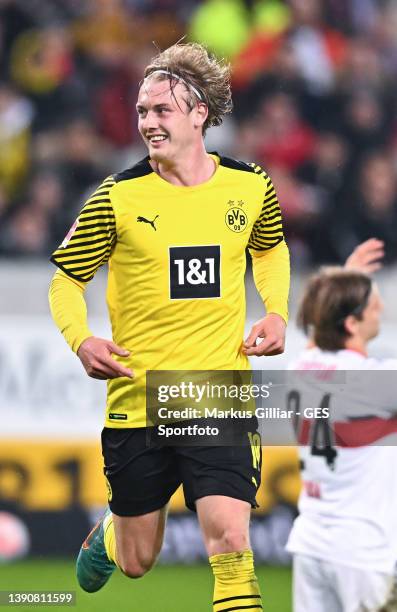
(293, 554, 395, 612)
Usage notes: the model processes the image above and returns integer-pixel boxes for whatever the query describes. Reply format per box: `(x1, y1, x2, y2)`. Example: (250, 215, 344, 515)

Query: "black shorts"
(101, 420, 262, 517)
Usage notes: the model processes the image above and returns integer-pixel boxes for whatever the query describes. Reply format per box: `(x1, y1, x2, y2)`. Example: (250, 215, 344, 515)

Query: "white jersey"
(286, 347, 397, 573)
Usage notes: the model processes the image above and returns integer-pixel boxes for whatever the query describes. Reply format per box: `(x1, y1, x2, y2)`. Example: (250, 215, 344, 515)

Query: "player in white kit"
(287, 265, 397, 612)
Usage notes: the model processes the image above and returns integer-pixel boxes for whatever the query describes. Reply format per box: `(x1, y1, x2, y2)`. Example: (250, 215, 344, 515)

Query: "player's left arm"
(243, 168, 290, 357)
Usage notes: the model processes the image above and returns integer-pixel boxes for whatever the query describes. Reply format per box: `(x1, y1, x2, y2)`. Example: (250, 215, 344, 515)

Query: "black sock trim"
(214, 595, 261, 605)
(214, 605, 262, 612)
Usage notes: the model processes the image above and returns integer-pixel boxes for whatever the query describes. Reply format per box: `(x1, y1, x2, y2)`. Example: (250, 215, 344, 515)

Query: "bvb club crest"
(225, 200, 248, 233)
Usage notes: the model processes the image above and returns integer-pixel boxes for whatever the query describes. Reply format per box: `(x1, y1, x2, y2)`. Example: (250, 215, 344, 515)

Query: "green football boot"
(76, 509, 116, 592)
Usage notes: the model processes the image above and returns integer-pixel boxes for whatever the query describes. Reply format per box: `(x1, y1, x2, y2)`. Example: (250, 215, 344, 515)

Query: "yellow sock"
(209, 550, 262, 611)
(103, 514, 120, 569)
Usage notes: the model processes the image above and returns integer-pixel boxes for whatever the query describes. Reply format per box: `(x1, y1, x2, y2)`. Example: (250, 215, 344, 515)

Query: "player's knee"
(119, 554, 156, 579)
(210, 528, 250, 556)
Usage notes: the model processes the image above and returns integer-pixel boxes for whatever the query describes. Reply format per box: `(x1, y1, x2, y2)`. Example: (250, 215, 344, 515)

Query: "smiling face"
(136, 76, 207, 166)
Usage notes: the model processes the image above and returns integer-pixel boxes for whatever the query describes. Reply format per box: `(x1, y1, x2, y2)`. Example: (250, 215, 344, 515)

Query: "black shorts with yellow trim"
(101, 418, 262, 517)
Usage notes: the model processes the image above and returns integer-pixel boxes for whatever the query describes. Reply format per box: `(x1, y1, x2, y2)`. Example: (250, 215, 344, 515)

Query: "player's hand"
(77, 337, 133, 380)
(242, 313, 286, 357)
(344, 238, 384, 274)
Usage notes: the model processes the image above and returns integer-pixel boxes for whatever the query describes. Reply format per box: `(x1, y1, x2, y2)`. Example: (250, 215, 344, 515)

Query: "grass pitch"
(0, 559, 291, 611)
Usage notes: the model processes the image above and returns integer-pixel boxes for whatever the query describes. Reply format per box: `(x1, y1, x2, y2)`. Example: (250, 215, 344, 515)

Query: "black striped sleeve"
(247, 164, 284, 251)
(50, 176, 116, 282)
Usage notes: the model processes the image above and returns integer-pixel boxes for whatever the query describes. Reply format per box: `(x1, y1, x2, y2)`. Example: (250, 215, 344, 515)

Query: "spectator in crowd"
(233, 40, 308, 121)
(188, 0, 251, 59)
(297, 131, 349, 201)
(0, 0, 36, 79)
(0, 82, 34, 199)
(0, 169, 65, 255)
(341, 92, 390, 168)
(72, 0, 140, 69)
(334, 152, 397, 265)
(60, 117, 111, 212)
(95, 58, 141, 148)
(9, 26, 80, 130)
(254, 92, 317, 172)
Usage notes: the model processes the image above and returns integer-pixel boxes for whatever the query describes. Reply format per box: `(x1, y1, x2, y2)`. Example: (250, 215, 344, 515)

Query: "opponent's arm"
(244, 167, 290, 356)
(344, 238, 384, 273)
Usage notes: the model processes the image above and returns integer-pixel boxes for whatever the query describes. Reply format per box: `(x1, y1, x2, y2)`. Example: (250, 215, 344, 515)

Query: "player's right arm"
(48, 176, 133, 380)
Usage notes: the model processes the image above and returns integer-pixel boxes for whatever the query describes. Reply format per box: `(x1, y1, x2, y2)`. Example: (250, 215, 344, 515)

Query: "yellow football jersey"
(51, 154, 285, 427)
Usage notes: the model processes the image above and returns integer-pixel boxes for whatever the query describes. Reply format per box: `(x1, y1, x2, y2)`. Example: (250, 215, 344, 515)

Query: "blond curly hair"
(143, 42, 232, 133)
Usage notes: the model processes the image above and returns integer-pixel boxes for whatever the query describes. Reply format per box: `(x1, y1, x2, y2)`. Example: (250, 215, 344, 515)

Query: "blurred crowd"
(1, 0, 397, 266)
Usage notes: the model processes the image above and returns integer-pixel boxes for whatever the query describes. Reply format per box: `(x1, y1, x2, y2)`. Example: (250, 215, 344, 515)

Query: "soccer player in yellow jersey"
(49, 43, 290, 611)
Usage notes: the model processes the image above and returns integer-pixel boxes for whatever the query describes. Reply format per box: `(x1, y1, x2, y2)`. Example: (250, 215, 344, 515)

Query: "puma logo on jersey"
(137, 215, 159, 230)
